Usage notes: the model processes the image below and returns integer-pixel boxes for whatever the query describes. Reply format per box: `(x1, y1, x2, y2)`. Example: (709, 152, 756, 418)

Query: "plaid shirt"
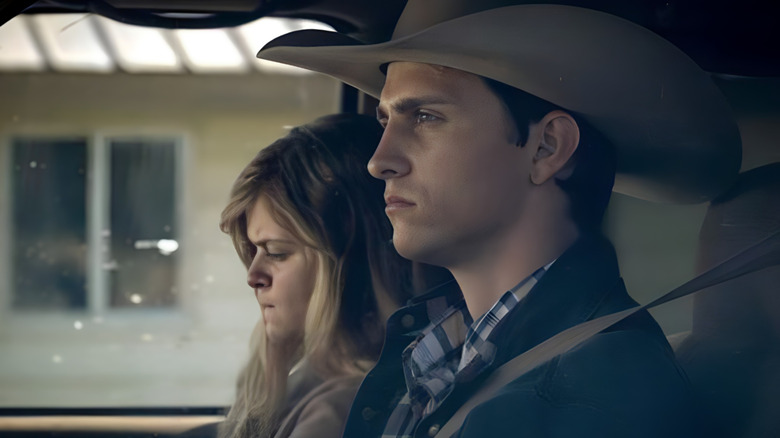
(382, 263, 553, 438)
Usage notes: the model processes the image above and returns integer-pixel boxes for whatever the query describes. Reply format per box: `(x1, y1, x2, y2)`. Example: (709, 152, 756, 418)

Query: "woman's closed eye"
(246, 243, 289, 263)
(265, 252, 288, 261)
(262, 242, 293, 262)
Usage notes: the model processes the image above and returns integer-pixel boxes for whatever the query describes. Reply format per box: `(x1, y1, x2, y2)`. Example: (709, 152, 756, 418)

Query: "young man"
(258, 1, 741, 436)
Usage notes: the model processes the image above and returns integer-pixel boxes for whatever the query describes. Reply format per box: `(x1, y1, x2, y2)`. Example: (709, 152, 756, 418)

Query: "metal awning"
(0, 13, 331, 74)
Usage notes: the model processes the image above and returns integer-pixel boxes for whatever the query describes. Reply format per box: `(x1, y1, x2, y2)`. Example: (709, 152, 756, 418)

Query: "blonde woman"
(218, 114, 412, 438)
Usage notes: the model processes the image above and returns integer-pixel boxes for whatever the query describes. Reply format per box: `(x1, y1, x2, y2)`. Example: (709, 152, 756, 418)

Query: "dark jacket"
(343, 235, 698, 438)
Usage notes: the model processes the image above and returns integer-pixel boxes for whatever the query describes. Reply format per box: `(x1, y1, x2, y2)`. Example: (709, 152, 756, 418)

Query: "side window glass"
(0, 13, 339, 408)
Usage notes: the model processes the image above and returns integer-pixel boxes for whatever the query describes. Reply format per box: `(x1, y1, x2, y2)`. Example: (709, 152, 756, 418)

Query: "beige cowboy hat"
(257, 0, 741, 203)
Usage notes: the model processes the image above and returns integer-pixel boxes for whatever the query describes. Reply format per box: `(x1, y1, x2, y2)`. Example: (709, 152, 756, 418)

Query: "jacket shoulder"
(456, 328, 696, 438)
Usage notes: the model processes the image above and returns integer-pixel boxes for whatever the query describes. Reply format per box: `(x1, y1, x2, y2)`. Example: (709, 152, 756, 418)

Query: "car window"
(0, 13, 339, 408)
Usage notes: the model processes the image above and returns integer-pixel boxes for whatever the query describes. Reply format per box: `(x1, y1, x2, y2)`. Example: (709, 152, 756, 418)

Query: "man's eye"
(414, 111, 438, 124)
(377, 116, 388, 128)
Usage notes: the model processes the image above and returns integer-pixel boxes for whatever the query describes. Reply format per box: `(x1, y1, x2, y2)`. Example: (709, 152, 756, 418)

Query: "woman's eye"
(266, 252, 288, 261)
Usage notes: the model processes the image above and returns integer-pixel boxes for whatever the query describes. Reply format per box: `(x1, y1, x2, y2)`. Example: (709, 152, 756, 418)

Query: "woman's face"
(245, 195, 317, 345)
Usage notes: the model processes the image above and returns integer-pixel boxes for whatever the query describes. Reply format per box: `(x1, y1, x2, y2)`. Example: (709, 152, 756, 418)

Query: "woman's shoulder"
(274, 373, 364, 438)
(312, 373, 365, 393)
(294, 373, 364, 419)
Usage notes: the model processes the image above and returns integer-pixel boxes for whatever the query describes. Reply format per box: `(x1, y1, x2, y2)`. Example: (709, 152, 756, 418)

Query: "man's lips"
(385, 195, 415, 210)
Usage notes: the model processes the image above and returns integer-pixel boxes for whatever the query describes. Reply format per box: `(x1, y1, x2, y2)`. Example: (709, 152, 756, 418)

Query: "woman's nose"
(246, 257, 271, 289)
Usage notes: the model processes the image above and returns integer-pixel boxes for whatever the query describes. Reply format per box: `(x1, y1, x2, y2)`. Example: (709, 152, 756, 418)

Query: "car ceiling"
(1, 0, 779, 77)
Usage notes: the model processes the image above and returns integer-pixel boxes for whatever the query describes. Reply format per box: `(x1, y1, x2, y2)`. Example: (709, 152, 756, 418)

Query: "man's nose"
(367, 123, 411, 180)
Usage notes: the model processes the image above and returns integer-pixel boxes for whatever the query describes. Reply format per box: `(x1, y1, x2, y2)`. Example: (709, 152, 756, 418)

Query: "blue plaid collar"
(383, 262, 553, 436)
(457, 263, 552, 376)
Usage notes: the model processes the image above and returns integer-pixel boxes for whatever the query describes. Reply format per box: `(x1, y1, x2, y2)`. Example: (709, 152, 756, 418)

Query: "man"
(258, 1, 741, 436)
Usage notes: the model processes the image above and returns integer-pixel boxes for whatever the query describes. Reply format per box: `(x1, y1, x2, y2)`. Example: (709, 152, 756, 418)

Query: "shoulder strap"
(436, 230, 780, 438)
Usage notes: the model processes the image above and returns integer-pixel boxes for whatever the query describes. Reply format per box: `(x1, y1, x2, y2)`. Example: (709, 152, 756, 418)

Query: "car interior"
(0, 0, 778, 437)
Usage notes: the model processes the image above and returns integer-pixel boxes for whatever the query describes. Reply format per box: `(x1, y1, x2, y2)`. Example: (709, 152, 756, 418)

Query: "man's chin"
(393, 235, 448, 267)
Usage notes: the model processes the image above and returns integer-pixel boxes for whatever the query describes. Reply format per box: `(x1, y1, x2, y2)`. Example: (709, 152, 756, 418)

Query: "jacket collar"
(491, 233, 633, 367)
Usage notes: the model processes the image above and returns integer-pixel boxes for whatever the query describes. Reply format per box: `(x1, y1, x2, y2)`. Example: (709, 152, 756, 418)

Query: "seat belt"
(436, 230, 780, 437)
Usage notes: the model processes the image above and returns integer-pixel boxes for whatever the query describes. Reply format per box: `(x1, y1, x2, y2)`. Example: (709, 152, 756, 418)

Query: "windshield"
(0, 13, 339, 408)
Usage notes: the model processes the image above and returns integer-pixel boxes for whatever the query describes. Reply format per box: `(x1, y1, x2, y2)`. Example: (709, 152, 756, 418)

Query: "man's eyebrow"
(377, 96, 452, 118)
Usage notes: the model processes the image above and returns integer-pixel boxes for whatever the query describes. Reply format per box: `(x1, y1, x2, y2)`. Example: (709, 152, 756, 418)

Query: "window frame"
(1, 129, 190, 322)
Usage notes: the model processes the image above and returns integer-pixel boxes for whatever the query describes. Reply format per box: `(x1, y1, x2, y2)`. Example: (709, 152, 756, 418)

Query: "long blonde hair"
(218, 114, 413, 437)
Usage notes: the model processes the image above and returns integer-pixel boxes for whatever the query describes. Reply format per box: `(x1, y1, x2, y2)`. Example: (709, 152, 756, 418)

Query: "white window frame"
(0, 129, 191, 329)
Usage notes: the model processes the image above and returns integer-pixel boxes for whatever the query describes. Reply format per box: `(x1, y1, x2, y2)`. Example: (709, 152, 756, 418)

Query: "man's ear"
(530, 110, 579, 185)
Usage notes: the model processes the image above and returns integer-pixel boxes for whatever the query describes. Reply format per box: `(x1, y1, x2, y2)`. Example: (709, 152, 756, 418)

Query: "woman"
(218, 113, 413, 438)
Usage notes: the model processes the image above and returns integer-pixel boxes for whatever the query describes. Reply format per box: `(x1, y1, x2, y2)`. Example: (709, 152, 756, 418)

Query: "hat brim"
(258, 4, 741, 203)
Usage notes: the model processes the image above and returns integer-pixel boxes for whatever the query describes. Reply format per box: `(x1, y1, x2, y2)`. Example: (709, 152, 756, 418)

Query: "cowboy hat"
(257, 0, 741, 203)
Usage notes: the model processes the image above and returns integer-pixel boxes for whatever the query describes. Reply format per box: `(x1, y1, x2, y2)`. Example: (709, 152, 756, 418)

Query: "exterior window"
(11, 138, 88, 310)
(7, 136, 181, 312)
(108, 138, 179, 308)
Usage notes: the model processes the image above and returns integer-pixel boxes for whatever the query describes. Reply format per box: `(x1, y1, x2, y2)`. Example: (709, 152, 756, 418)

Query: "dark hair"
(483, 78, 616, 232)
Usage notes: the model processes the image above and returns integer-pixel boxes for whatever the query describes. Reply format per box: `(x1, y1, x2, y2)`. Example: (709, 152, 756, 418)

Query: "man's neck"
(449, 212, 579, 320)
